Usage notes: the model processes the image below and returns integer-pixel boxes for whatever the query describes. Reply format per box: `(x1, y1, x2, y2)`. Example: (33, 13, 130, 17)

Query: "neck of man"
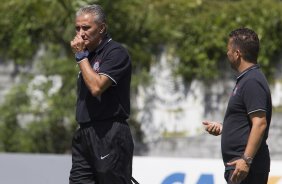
(237, 59, 256, 73)
(88, 36, 104, 52)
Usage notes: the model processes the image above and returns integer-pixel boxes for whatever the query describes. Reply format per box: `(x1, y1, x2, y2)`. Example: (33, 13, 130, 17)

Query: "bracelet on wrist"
(75, 50, 89, 63)
(76, 58, 87, 64)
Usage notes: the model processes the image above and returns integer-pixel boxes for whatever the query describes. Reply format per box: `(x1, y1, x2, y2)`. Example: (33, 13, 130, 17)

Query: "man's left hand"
(227, 159, 250, 183)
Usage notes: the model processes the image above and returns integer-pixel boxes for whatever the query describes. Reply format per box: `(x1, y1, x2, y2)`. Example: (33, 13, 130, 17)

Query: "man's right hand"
(70, 35, 86, 54)
(202, 121, 222, 136)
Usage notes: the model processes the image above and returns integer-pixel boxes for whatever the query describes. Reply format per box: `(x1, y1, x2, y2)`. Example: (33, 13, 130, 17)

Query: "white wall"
(0, 154, 281, 184)
(133, 157, 282, 184)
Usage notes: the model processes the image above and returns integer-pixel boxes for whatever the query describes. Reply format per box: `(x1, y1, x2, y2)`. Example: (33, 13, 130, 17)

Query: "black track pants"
(69, 121, 134, 184)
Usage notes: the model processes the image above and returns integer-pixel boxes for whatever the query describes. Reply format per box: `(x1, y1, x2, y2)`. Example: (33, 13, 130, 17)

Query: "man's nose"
(76, 29, 85, 37)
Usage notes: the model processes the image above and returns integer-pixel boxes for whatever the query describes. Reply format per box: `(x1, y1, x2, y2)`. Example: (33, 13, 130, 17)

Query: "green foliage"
(0, 83, 29, 152)
(0, 54, 77, 152)
(104, 0, 282, 81)
(0, 0, 282, 153)
(102, 0, 201, 85)
(173, 0, 282, 81)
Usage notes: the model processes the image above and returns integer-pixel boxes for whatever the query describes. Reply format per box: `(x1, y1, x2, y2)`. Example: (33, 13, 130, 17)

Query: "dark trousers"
(69, 121, 134, 184)
(224, 169, 269, 184)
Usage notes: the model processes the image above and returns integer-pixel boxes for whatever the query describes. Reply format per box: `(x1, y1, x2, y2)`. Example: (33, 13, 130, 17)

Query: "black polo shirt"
(221, 64, 272, 173)
(76, 34, 131, 123)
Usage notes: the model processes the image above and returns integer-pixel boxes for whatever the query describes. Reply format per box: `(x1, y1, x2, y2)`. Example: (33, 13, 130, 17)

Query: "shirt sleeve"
(98, 47, 131, 85)
(242, 79, 268, 114)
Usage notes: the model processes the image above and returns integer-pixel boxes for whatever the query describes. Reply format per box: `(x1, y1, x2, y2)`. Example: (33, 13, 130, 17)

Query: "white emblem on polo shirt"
(94, 61, 100, 72)
(233, 85, 239, 96)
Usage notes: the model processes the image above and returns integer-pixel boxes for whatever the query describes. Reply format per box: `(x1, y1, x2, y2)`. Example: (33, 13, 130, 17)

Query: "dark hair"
(76, 4, 106, 24)
(229, 28, 259, 63)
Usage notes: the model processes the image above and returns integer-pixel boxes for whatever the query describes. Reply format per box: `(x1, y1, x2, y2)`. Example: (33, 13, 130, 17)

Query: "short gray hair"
(76, 4, 106, 24)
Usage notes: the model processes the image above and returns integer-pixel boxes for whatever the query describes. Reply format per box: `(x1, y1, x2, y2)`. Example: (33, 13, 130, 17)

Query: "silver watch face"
(243, 156, 253, 164)
(246, 157, 253, 164)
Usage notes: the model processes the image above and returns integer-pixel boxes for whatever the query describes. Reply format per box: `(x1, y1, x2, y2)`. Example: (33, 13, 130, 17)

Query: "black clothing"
(70, 34, 133, 184)
(221, 64, 272, 173)
(224, 169, 269, 184)
(76, 34, 131, 123)
(69, 121, 134, 184)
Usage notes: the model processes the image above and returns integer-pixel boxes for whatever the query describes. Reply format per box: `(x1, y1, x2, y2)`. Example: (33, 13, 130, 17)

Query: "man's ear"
(100, 23, 106, 34)
(235, 50, 241, 59)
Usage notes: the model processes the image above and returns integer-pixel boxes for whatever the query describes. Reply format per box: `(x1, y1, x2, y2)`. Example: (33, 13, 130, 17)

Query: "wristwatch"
(241, 155, 253, 166)
(75, 50, 89, 63)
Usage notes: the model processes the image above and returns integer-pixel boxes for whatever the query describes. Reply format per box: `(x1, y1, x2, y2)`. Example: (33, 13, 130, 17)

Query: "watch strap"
(75, 50, 89, 63)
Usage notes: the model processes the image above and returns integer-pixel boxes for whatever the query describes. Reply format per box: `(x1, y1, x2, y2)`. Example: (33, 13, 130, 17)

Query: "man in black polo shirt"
(203, 28, 272, 184)
(69, 4, 134, 184)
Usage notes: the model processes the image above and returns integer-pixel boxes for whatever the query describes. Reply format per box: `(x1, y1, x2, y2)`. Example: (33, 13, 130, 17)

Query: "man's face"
(75, 13, 104, 51)
(226, 38, 240, 71)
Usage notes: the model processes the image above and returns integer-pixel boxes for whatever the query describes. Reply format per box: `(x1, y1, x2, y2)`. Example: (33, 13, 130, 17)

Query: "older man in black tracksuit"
(69, 4, 134, 184)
